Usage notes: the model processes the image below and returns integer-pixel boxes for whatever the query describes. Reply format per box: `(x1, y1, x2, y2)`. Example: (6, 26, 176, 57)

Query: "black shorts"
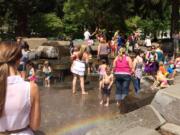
(101, 84, 111, 96)
(18, 64, 26, 71)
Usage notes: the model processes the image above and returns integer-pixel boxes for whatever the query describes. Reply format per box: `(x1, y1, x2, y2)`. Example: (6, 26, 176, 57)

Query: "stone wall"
(23, 38, 48, 49)
(85, 81, 180, 135)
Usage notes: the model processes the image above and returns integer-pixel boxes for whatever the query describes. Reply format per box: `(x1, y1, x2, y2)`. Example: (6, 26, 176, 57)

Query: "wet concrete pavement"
(36, 76, 155, 135)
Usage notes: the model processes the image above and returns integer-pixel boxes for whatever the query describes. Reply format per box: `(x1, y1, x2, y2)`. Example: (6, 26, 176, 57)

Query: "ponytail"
(0, 63, 9, 117)
(118, 47, 126, 61)
(0, 41, 22, 118)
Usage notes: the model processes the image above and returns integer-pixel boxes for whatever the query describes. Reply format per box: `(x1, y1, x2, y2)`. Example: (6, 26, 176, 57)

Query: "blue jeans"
(133, 77, 141, 94)
(115, 74, 131, 100)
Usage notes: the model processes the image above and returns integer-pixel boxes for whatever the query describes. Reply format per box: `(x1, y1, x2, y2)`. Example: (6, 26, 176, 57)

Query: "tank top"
(156, 51, 163, 62)
(135, 58, 143, 79)
(0, 76, 33, 135)
(99, 65, 106, 75)
(99, 43, 109, 55)
(43, 66, 51, 74)
(29, 68, 34, 76)
(114, 56, 131, 75)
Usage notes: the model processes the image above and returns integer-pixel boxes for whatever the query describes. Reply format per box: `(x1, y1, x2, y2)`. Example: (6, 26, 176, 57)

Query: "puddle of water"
(50, 113, 116, 135)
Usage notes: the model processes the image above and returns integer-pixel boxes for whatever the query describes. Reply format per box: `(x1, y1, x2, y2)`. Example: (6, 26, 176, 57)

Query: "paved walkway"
(36, 80, 119, 135)
(35, 75, 157, 135)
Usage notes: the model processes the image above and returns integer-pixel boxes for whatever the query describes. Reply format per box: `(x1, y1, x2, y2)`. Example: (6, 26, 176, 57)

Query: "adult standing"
(18, 43, 29, 79)
(97, 37, 109, 64)
(132, 50, 144, 94)
(84, 29, 91, 41)
(155, 44, 164, 63)
(144, 36, 152, 47)
(84, 28, 94, 53)
(113, 47, 133, 107)
(129, 33, 136, 52)
(71, 45, 89, 94)
(69, 39, 74, 55)
(0, 41, 41, 135)
(115, 32, 124, 54)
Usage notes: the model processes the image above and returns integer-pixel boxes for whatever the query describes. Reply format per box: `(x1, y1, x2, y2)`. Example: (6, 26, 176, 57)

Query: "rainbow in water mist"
(50, 113, 117, 135)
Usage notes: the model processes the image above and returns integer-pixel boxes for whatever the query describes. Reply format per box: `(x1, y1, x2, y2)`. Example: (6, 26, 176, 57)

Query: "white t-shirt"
(144, 38, 151, 47)
(84, 31, 91, 40)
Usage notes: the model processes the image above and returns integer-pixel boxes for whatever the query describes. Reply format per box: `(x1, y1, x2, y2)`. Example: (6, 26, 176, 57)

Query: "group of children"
(96, 43, 180, 107)
(19, 60, 52, 88)
(156, 60, 176, 88)
(98, 60, 114, 107)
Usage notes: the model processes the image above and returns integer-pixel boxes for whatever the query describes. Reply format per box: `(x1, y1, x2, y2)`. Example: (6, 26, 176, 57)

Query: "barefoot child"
(27, 61, 37, 83)
(156, 70, 169, 88)
(98, 59, 107, 90)
(159, 61, 168, 77)
(43, 61, 52, 87)
(100, 68, 113, 107)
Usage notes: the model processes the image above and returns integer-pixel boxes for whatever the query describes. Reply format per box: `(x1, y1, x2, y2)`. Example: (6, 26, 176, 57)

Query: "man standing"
(84, 29, 91, 40)
(129, 33, 136, 52)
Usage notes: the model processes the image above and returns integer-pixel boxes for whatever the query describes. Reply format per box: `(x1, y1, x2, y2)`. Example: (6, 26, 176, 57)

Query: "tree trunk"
(171, 0, 179, 37)
(15, 12, 28, 36)
(171, 0, 180, 58)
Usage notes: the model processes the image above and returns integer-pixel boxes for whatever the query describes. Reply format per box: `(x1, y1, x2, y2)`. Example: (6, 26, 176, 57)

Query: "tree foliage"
(30, 13, 63, 37)
(0, 0, 178, 38)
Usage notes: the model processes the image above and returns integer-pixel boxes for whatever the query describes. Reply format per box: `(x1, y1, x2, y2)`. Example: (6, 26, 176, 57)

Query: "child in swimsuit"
(98, 59, 107, 90)
(99, 67, 114, 107)
(156, 70, 169, 88)
(43, 61, 52, 87)
(159, 61, 168, 77)
(27, 61, 37, 82)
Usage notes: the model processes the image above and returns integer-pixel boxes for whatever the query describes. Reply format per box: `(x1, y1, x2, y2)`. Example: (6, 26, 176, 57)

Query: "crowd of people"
(70, 29, 180, 107)
(0, 29, 179, 134)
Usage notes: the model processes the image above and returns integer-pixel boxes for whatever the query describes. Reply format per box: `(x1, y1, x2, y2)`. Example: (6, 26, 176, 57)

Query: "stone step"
(161, 123, 180, 135)
(151, 84, 180, 125)
(85, 105, 165, 135)
(121, 126, 160, 135)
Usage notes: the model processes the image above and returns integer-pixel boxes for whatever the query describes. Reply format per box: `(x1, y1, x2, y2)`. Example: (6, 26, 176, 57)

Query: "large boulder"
(27, 50, 37, 60)
(161, 123, 180, 135)
(36, 45, 59, 59)
(23, 38, 48, 49)
(42, 42, 69, 58)
(151, 84, 180, 125)
(35, 41, 70, 59)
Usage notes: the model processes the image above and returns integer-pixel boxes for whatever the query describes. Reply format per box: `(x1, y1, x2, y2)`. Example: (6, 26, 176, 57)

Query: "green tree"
(135, 0, 179, 36)
(171, 0, 180, 34)
(63, 0, 136, 38)
(0, 0, 65, 36)
(30, 13, 63, 37)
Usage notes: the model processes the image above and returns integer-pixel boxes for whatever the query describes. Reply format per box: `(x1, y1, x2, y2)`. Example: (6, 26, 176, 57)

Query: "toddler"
(98, 59, 107, 90)
(43, 61, 52, 87)
(99, 68, 113, 107)
(156, 70, 169, 88)
(27, 61, 37, 83)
